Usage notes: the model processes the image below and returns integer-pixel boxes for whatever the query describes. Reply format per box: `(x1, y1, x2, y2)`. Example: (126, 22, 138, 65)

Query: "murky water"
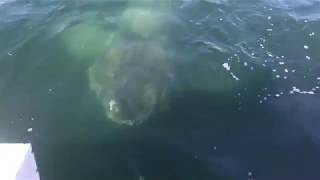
(1, 0, 320, 179)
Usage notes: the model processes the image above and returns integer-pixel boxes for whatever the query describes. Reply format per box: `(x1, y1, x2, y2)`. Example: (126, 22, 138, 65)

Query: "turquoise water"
(1, 0, 320, 179)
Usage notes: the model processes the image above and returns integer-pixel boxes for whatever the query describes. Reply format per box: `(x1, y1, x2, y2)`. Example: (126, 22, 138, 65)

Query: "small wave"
(268, 0, 320, 9)
(267, 0, 320, 20)
(288, 3, 320, 21)
(203, 0, 228, 4)
(0, 0, 15, 6)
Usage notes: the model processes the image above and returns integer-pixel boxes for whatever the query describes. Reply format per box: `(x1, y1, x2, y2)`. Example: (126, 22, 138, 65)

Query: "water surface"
(0, 0, 320, 179)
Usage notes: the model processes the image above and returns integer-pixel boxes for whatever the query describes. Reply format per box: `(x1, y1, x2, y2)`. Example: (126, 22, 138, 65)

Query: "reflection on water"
(0, 0, 320, 179)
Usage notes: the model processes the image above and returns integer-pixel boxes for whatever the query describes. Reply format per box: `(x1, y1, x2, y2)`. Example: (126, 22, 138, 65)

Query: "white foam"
(222, 63, 231, 71)
(309, 32, 315, 36)
(230, 72, 240, 81)
(292, 86, 315, 95)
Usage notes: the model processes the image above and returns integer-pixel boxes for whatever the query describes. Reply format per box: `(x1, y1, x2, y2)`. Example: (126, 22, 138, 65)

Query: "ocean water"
(0, 0, 320, 179)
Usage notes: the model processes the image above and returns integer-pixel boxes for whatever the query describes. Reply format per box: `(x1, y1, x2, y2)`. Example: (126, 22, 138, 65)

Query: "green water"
(1, 0, 320, 179)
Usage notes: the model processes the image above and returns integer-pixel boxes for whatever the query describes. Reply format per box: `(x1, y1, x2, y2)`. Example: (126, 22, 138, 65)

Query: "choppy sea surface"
(1, 0, 320, 179)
